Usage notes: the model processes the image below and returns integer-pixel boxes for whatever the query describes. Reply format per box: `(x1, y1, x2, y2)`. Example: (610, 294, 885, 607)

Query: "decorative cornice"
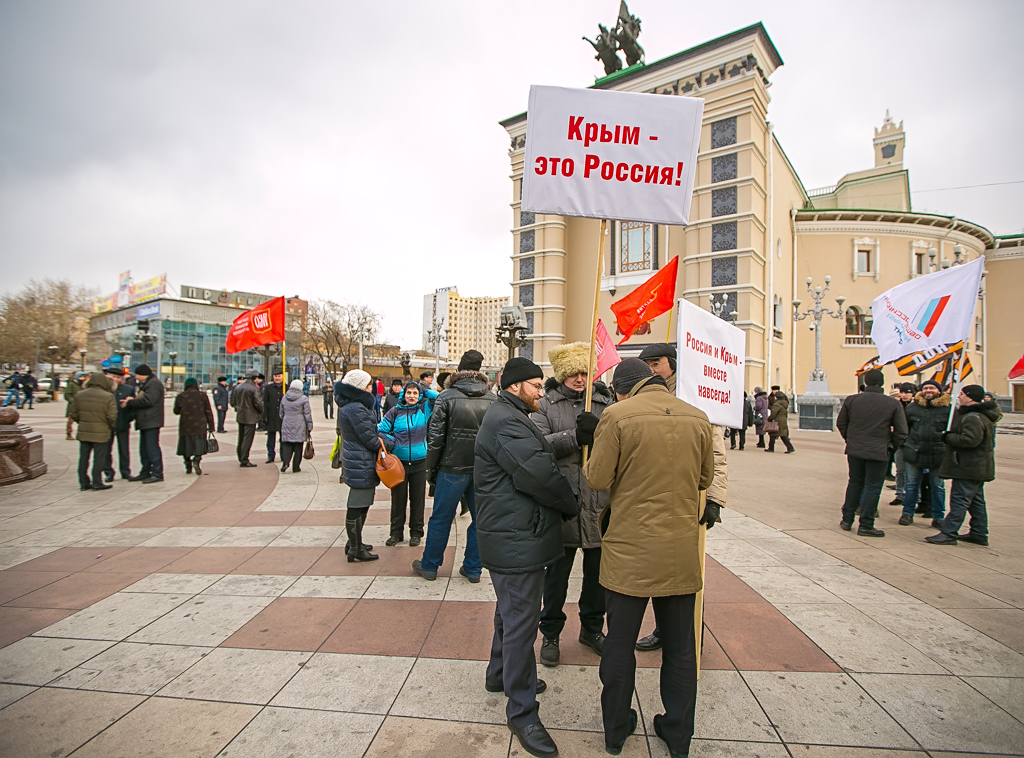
(795, 210, 994, 247)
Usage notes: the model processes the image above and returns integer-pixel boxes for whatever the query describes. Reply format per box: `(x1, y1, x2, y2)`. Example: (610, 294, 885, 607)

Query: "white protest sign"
(522, 85, 704, 225)
(676, 299, 745, 428)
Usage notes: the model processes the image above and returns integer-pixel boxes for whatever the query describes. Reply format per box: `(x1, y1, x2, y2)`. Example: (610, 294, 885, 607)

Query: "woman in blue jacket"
(378, 381, 437, 547)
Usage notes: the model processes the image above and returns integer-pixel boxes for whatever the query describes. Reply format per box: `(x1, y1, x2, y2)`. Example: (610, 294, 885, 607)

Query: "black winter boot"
(344, 512, 373, 553)
(346, 517, 378, 563)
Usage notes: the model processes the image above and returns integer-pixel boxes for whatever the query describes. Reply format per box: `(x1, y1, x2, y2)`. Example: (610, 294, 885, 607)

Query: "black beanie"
(500, 357, 543, 389)
(134, 364, 153, 377)
(899, 382, 917, 393)
(863, 369, 884, 387)
(612, 358, 654, 396)
(458, 349, 484, 372)
(962, 384, 985, 403)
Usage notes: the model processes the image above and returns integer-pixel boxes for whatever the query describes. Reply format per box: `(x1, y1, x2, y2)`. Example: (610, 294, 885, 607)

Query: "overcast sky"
(1, 1, 1021, 349)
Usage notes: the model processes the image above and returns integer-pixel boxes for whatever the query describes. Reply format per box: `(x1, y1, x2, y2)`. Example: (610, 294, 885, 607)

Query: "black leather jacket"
(425, 371, 494, 477)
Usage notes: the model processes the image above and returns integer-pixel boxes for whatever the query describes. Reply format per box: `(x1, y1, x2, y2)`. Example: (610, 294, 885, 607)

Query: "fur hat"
(342, 369, 372, 390)
(547, 342, 591, 383)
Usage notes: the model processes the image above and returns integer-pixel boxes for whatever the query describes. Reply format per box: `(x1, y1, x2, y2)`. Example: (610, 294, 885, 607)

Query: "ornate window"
(518, 284, 534, 307)
(711, 256, 737, 286)
(519, 230, 535, 254)
(619, 221, 654, 272)
(845, 306, 873, 336)
(712, 222, 737, 252)
(711, 117, 737, 149)
(711, 186, 737, 217)
(519, 257, 535, 280)
(712, 153, 737, 183)
(519, 209, 535, 227)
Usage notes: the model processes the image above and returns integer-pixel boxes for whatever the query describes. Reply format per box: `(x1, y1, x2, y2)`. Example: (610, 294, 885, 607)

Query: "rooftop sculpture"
(584, 1, 645, 76)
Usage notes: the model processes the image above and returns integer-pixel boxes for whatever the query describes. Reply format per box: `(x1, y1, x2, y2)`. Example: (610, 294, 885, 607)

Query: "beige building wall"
(501, 22, 1014, 404)
(984, 237, 1024, 410)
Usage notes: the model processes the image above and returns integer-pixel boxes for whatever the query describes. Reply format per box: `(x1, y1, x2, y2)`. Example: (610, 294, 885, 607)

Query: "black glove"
(700, 501, 722, 529)
(576, 411, 600, 447)
(941, 431, 951, 443)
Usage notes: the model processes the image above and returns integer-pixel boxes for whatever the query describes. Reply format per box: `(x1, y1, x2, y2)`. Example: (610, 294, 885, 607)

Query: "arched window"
(845, 306, 872, 336)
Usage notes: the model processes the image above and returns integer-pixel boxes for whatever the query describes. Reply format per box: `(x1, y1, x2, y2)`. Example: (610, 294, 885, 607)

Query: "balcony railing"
(844, 335, 874, 346)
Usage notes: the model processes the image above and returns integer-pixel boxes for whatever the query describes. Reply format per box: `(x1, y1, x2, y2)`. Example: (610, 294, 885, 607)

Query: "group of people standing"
(228, 369, 314, 472)
(2, 370, 39, 409)
(837, 368, 1001, 545)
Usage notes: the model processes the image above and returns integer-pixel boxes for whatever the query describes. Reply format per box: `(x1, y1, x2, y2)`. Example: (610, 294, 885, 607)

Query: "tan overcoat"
(583, 379, 714, 597)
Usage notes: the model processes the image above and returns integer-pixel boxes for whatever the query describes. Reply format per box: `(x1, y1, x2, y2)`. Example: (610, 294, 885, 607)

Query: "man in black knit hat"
(475, 357, 579, 758)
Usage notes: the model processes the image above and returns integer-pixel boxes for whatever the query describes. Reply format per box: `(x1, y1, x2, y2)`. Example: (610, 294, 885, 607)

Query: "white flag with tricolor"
(870, 257, 984, 364)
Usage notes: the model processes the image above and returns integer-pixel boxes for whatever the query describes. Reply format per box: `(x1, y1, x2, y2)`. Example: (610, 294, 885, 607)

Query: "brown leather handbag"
(375, 437, 405, 489)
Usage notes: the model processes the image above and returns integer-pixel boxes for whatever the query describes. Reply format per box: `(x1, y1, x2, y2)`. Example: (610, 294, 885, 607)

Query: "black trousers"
(767, 434, 794, 452)
(138, 428, 162, 478)
(728, 428, 746, 449)
(323, 395, 333, 419)
(539, 545, 605, 638)
(266, 429, 280, 461)
(487, 569, 545, 728)
(390, 459, 426, 540)
(841, 456, 886, 529)
(78, 440, 110, 488)
(601, 590, 697, 755)
(237, 423, 256, 463)
(103, 429, 131, 479)
(280, 441, 303, 471)
(216, 407, 227, 433)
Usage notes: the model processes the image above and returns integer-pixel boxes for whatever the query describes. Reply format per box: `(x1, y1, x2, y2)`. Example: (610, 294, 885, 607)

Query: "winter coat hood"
(963, 399, 1003, 423)
(914, 391, 951, 408)
(285, 386, 305, 401)
(447, 371, 489, 394)
(84, 371, 112, 392)
(336, 381, 375, 409)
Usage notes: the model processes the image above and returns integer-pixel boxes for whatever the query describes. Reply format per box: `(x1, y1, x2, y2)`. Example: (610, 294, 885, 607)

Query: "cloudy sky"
(1, 1, 1021, 348)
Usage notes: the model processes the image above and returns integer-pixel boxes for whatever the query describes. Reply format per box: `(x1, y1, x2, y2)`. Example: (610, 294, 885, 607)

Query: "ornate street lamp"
(495, 305, 528, 363)
(168, 351, 177, 390)
(78, 348, 87, 372)
(792, 276, 845, 385)
(708, 293, 738, 321)
(48, 345, 59, 399)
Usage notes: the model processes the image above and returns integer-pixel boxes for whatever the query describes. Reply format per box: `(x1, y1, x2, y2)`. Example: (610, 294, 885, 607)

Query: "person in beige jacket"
(582, 358, 715, 757)
(634, 343, 728, 652)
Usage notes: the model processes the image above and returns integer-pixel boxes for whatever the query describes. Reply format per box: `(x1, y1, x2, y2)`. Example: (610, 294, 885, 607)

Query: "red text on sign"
(567, 117, 641, 147)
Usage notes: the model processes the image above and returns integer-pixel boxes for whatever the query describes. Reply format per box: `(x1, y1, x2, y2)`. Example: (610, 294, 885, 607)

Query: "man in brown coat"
(582, 359, 715, 757)
(68, 372, 118, 491)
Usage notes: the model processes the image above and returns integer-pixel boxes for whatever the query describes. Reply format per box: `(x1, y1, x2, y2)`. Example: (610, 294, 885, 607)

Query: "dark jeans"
(539, 546, 605, 638)
(78, 440, 110, 488)
(767, 434, 794, 452)
(323, 396, 333, 419)
(487, 569, 545, 728)
(216, 407, 227, 433)
(266, 429, 280, 461)
(941, 479, 988, 539)
(390, 459, 426, 540)
(841, 456, 886, 529)
(22, 391, 33, 409)
(237, 423, 256, 463)
(420, 471, 480, 576)
(138, 428, 162, 478)
(103, 429, 131, 480)
(728, 428, 746, 449)
(901, 463, 946, 520)
(601, 590, 697, 754)
(280, 441, 303, 471)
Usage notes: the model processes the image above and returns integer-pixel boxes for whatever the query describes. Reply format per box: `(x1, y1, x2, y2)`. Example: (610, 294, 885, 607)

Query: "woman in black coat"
(337, 369, 394, 562)
(173, 378, 215, 475)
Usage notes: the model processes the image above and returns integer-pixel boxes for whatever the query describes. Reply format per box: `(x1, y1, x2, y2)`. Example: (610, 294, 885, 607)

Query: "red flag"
(594, 319, 621, 378)
(1009, 352, 1024, 380)
(610, 257, 679, 345)
(225, 296, 286, 354)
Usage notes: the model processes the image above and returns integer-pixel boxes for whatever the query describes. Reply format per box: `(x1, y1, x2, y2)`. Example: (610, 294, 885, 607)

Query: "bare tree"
(0, 279, 95, 369)
(301, 301, 382, 378)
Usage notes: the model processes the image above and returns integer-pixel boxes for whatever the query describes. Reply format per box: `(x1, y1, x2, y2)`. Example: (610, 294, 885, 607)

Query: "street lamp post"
(48, 345, 59, 400)
(79, 349, 87, 372)
(495, 304, 528, 363)
(708, 293, 738, 321)
(168, 351, 177, 390)
(791, 275, 845, 430)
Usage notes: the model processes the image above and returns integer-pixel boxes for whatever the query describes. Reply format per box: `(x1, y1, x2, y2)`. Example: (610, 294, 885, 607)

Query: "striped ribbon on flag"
(895, 341, 964, 377)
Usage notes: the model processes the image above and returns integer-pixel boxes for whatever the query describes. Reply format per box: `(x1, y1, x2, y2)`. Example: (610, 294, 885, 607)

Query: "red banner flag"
(594, 319, 622, 378)
(225, 296, 286, 354)
(610, 256, 679, 345)
(1009, 352, 1024, 380)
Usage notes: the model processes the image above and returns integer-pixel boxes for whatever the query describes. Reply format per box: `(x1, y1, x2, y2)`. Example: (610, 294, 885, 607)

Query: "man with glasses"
(475, 357, 580, 758)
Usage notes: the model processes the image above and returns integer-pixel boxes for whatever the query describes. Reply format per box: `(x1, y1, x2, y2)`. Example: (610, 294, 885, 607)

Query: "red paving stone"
(5, 571, 148, 610)
(232, 547, 328, 575)
(159, 547, 261, 574)
(421, 600, 495, 661)
(6, 546, 129, 573)
(0, 607, 77, 648)
(321, 599, 441, 657)
(0, 570, 71, 605)
(234, 511, 302, 527)
(703, 602, 841, 672)
(82, 547, 193, 574)
(222, 597, 356, 652)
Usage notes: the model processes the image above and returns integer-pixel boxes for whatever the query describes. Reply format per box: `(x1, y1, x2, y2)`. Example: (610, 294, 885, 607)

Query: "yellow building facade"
(501, 23, 1022, 410)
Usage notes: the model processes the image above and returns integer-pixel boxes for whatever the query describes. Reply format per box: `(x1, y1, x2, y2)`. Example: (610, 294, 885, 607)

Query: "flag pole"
(947, 347, 968, 431)
(666, 301, 673, 342)
(583, 219, 608, 467)
(282, 340, 287, 388)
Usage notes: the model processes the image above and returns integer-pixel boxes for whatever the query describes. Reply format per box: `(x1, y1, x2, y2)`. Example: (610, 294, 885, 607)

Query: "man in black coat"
(322, 375, 334, 419)
(233, 370, 264, 467)
(926, 384, 1002, 546)
(262, 369, 284, 463)
(121, 364, 165, 483)
(383, 378, 403, 414)
(212, 376, 230, 433)
(475, 357, 579, 758)
(103, 368, 135, 481)
(897, 380, 949, 528)
(836, 369, 907, 536)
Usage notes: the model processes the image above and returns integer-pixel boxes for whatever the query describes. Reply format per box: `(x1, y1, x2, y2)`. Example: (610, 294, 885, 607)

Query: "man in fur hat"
(634, 342, 728, 653)
(531, 342, 613, 667)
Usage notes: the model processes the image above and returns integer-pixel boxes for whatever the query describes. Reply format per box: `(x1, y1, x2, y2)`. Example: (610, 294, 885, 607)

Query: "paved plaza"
(1, 400, 1023, 757)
